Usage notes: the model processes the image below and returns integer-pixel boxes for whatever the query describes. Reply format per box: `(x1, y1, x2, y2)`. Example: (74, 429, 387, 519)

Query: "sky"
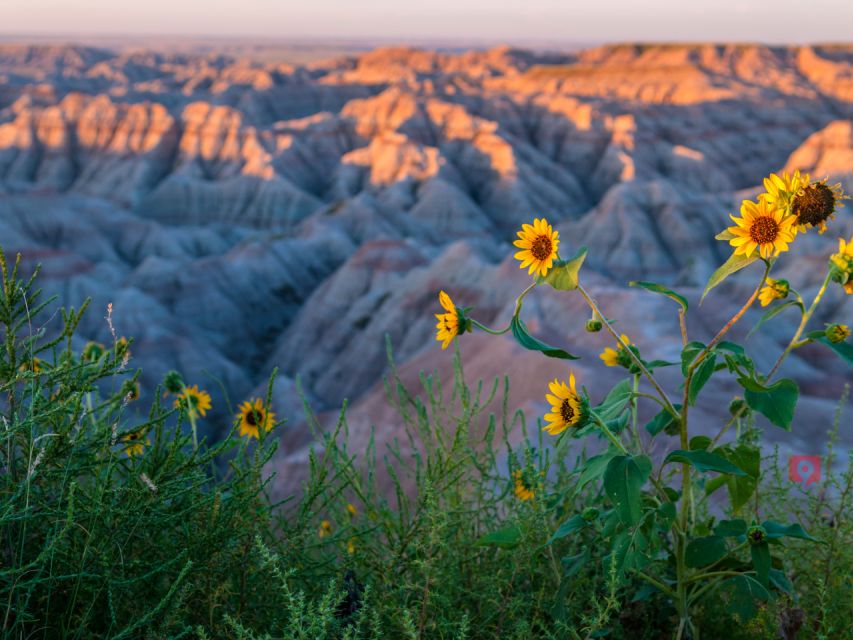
(3, 0, 853, 44)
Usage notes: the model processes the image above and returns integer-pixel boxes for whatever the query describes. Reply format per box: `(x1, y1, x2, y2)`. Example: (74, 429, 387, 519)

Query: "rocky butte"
(0, 42, 851, 493)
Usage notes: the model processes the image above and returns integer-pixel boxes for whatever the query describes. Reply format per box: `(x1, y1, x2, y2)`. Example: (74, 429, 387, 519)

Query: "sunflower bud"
(163, 370, 185, 394)
(729, 397, 748, 417)
(747, 525, 767, 545)
(585, 318, 603, 333)
(82, 341, 106, 362)
(758, 278, 789, 307)
(826, 323, 851, 344)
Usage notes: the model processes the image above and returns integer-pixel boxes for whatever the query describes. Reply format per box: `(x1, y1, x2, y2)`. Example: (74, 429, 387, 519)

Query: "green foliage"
(510, 316, 580, 360)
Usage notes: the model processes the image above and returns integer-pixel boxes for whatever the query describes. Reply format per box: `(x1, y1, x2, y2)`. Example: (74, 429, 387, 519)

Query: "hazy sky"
(3, 0, 852, 43)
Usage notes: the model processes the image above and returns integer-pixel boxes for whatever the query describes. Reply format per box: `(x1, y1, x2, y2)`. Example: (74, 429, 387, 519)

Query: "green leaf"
(574, 450, 619, 497)
(535, 246, 587, 291)
(715, 229, 736, 241)
(701, 252, 760, 302)
(769, 569, 793, 595)
(747, 300, 803, 339)
(664, 450, 747, 476)
(644, 359, 678, 370)
(510, 317, 579, 360)
(819, 337, 853, 365)
(724, 575, 770, 620)
(594, 379, 632, 422)
(657, 502, 677, 528)
(715, 519, 747, 538)
(751, 542, 771, 587)
(681, 341, 705, 376)
(743, 378, 798, 430)
(689, 435, 712, 451)
(604, 455, 652, 526)
(476, 525, 522, 549)
(629, 281, 688, 313)
(685, 535, 729, 568)
(688, 352, 717, 405)
(548, 515, 588, 544)
(644, 405, 680, 436)
(727, 444, 761, 479)
(720, 444, 761, 512)
(762, 521, 819, 542)
(561, 550, 590, 578)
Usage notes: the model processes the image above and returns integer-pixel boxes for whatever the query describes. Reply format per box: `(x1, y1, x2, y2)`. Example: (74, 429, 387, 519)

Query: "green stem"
(470, 282, 538, 335)
(631, 374, 642, 452)
(636, 571, 677, 600)
(470, 319, 510, 336)
(589, 410, 628, 455)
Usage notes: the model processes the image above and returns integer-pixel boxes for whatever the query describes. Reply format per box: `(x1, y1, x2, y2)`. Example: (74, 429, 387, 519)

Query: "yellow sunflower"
(790, 178, 846, 234)
(513, 218, 560, 276)
(830, 235, 853, 294)
(435, 290, 463, 350)
(758, 278, 789, 307)
(727, 197, 796, 259)
(173, 384, 213, 418)
(543, 373, 586, 436)
(512, 469, 535, 501)
(762, 170, 809, 213)
(122, 430, 150, 457)
(600, 334, 633, 368)
(237, 398, 276, 439)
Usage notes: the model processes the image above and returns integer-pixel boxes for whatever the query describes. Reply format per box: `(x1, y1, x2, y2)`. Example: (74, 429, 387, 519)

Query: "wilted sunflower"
(237, 398, 276, 439)
(543, 373, 587, 436)
(122, 430, 150, 457)
(829, 235, 853, 294)
(512, 469, 535, 501)
(727, 197, 796, 259)
(790, 178, 846, 233)
(758, 278, 789, 307)
(762, 170, 809, 213)
(174, 384, 212, 418)
(600, 333, 635, 369)
(513, 218, 560, 277)
(435, 290, 470, 350)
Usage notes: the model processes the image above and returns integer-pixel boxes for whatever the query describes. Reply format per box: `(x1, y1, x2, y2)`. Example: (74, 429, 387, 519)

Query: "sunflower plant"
(433, 178, 851, 637)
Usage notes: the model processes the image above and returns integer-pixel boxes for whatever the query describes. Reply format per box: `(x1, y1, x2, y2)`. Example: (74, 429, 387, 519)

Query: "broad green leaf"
(595, 379, 632, 422)
(685, 535, 729, 568)
(604, 455, 651, 526)
(724, 575, 770, 620)
(688, 352, 717, 405)
(664, 450, 747, 476)
(751, 542, 771, 587)
(548, 514, 588, 544)
(715, 229, 735, 241)
(705, 474, 727, 497)
(644, 405, 681, 436)
(716, 341, 746, 355)
(747, 300, 804, 339)
(727, 444, 761, 479)
(644, 359, 679, 370)
(657, 502, 677, 528)
(535, 246, 587, 291)
(715, 519, 747, 537)
(681, 341, 705, 376)
(476, 525, 523, 548)
(701, 252, 759, 302)
(819, 337, 853, 365)
(628, 280, 688, 313)
(743, 378, 798, 430)
(689, 435, 712, 451)
(762, 520, 819, 542)
(769, 569, 793, 595)
(574, 450, 619, 497)
(510, 317, 579, 360)
(724, 444, 761, 512)
(561, 550, 590, 578)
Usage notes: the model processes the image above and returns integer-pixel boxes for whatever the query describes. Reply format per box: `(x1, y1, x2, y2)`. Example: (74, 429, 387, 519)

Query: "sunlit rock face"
(1, 42, 851, 490)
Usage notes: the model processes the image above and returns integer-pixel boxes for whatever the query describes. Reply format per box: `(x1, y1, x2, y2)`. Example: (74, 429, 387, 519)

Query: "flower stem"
(589, 410, 628, 455)
(470, 319, 510, 335)
(470, 282, 538, 335)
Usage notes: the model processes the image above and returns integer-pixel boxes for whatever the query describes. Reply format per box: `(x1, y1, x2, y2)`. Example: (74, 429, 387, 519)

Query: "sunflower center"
(792, 183, 835, 226)
(560, 398, 575, 424)
(246, 410, 260, 427)
(748, 216, 779, 245)
(530, 235, 553, 261)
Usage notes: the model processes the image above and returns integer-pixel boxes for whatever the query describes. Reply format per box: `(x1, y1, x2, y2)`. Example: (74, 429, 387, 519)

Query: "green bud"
(747, 525, 767, 544)
(163, 370, 185, 394)
(826, 323, 851, 344)
(729, 397, 748, 417)
(585, 319, 603, 333)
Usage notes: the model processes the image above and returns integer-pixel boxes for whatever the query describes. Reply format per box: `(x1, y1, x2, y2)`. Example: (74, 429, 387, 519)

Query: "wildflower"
(758, 278, 789, 307)
(122, 430, 150, 457)
(826, 324, 850, 344)
(513, 217, 560, 277)
(237, 398, 276, 439)
(790, 179, 846, 233)
(512, 470, 535, 501)
(163, 370, 185, 395)
(347, 539, 356, 555)
(18, 357, 44, 374)
(319, 519, 332, 538)
(600, 333, 635, 369)
(173, 384, 212, 418)
(727, 197, 796, 259)
(346, 503, 358, 518)
(543, 372, 588, 436)
(434, 290, 471, 350)
(762, 170, 809, 213)
(121, 380, 141, 402)
(82, 341, 106, 362)
(829, 236, 853, 294)
(747, 525, 767, 544)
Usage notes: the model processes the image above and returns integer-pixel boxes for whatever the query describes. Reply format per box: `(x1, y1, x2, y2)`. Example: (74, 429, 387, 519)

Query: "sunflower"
(727, 197, 796, 259)
(512, 469, 535, 501)
(758, 278, 790, 307)
(435, 290, 470, 350)
(600, 333, 635, 368)
(513, 218, 560, 277)
(174, 384, 212, 418)
(543, 373, 587, 436)
(829, 235, 853, 294)
(825, 324, 850, 344)
(762, 170, 809, 213)
(122, 430, 150, 457)
(237, 398, 276, 439)
(790, 179, 846, 233)
(346, 503, 358, 518)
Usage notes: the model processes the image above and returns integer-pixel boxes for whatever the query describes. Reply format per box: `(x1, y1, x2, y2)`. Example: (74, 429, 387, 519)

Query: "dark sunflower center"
(560, 398, 575, 424)
(530, 235, 553, 261)
(246, 410, 261, 427)
(749, 216, 779, 244)
(792, 183, 835, 226)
